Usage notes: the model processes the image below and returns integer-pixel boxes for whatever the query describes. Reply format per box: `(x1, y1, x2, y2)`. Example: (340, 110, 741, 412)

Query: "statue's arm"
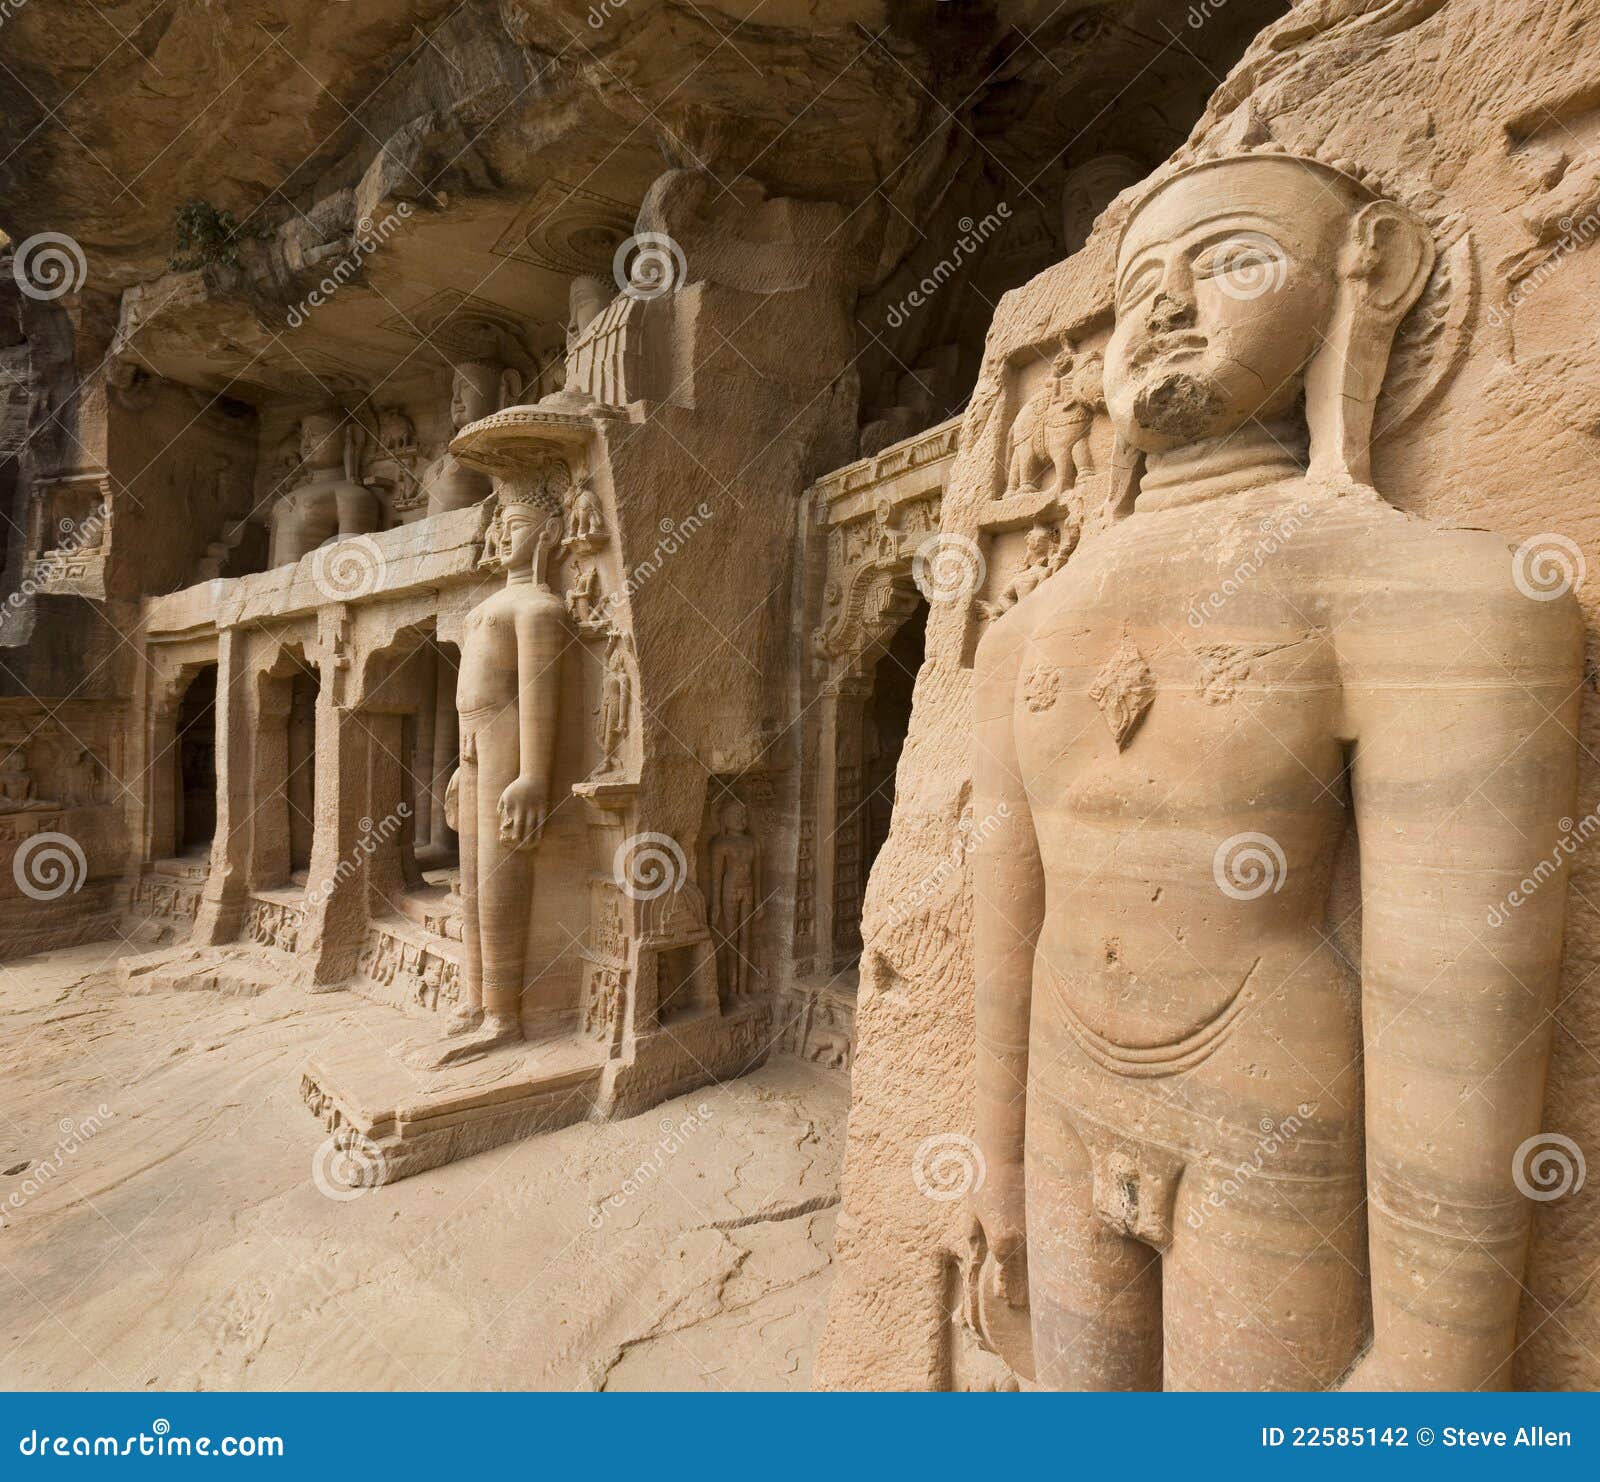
(971, 610, 1043, 1274)
(501, 601, 564, 844)
(1344, 552, 1582, 1389)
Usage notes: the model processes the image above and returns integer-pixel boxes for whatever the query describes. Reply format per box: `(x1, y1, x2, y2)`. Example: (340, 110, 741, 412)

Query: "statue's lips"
(1131, 332, 1207, 369)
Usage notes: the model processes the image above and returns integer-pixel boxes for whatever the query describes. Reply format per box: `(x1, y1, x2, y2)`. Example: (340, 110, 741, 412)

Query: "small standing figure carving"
(710, 797, 762, 1001)
(591, 630, 632, 779)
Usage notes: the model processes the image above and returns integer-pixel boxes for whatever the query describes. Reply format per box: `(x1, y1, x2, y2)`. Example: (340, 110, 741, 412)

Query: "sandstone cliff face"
(822, 0, 1600, 1391)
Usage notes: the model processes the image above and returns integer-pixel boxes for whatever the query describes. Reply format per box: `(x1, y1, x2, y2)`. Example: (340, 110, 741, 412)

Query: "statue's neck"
(1135, 420, 1305, 512)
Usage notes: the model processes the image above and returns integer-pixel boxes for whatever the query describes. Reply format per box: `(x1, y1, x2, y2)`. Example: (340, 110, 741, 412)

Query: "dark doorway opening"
(176, 665, 217, 855)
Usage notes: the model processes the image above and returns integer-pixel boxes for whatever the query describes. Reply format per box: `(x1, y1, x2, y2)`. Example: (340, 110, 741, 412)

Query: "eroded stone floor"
(0, 942, 845, 1391)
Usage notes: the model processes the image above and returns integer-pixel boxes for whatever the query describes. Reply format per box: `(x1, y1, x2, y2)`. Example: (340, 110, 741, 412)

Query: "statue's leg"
(1163, 1160, 1366, 1390)
(473, 710, 532, 1034)
(456, 754, 483, 1019)
(1027, 1098, 1163, 1390)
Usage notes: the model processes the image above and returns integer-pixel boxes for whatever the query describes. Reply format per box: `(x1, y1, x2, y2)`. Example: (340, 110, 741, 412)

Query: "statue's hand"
(497, 776, 547, 849)
(443, 768, 461, 831)
(972, 1158, 1028, 1308)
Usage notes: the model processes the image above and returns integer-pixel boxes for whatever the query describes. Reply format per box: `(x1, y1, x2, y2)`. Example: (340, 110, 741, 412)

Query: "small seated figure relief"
(366, 406, 421, 511)
(1005, 350, 1103, 498)
(971, 148, 1583, 1392)
(0, 740, 51, 812)
(709, 797, 761, 1001)
(268, 410, 382, 567)
(979, 521, 1073, 620)
(415, 476, 566, 1069)
(589, 630, 632, 780)
(420, 362, 523, 517)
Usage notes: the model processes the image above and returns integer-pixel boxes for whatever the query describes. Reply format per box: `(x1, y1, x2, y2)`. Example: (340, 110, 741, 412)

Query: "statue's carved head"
(451, 362, 522, 430)
(299, 409, 348, 471)
(1105, 152, 1434, 486)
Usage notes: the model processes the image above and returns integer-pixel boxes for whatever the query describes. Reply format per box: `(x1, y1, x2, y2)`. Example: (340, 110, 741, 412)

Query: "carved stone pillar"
(299, 616, 367, 986)
(287, 683, 316, 873)
(248, 671, 291, 889)
(192, 629, 250, 945)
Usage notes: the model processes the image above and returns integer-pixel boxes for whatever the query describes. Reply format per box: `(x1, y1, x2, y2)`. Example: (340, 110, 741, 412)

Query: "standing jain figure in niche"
(425, 474, 565, 1066)
(971, 150, 1582, 1391)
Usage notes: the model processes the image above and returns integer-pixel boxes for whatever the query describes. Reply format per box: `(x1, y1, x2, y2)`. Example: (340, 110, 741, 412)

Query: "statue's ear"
(1349, 200, 1434, 318)
(1306, 201, 1435, 489)
(499, 368, 523, 410)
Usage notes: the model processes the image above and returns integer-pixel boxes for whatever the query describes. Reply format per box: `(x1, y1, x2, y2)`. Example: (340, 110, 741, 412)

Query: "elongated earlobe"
(1305, 201, 1434, 487)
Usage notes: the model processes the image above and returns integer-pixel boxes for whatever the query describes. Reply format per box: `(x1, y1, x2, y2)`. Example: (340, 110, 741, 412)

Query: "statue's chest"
(1009, 546, 1343, 805)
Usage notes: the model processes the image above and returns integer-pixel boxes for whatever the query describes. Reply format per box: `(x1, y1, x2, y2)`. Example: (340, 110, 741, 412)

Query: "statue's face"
(499, 505, 558, 570)
(451, 367, 497, 430)
(1105, 161, 1355, 453)
(300, 415, 343, 470)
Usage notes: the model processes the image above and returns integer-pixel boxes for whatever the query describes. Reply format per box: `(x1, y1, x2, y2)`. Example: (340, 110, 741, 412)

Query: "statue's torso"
(457, 585, 563, 716)
(1005, 481, 1396, 1165)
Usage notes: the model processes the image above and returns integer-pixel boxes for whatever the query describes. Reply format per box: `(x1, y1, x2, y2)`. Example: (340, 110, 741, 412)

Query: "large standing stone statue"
(426, 470, 565, 1065)
(268, 409, 381, 566)
(971, 149, 1583, 1391)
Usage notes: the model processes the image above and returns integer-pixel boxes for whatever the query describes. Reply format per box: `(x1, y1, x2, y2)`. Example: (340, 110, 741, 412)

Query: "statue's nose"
(1147, 290, 1195, 334)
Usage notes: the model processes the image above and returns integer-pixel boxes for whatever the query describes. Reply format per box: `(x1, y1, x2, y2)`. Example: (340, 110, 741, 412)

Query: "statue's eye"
(1194, 234, 1285, 294)
(1116, 261, 1161, 313)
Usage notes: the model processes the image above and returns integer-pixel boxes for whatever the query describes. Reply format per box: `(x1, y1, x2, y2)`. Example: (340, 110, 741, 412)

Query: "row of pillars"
(183, 629, 459, 986)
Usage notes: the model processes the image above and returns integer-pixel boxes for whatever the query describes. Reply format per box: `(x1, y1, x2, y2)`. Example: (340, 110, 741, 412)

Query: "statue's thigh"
(1163, 1165, 1367, 1391)
(1026, 1098, 1162, 1391)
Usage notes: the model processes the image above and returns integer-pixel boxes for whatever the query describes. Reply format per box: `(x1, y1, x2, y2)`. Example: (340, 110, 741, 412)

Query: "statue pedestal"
(300, 1032, 610, 1185)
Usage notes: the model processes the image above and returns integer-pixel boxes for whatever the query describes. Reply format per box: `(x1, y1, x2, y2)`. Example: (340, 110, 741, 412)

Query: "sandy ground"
(0, 940, 847, 1391)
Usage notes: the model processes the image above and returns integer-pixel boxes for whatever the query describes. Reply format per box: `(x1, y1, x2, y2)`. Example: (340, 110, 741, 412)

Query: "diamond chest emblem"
(1088, 639, 1155, 749)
